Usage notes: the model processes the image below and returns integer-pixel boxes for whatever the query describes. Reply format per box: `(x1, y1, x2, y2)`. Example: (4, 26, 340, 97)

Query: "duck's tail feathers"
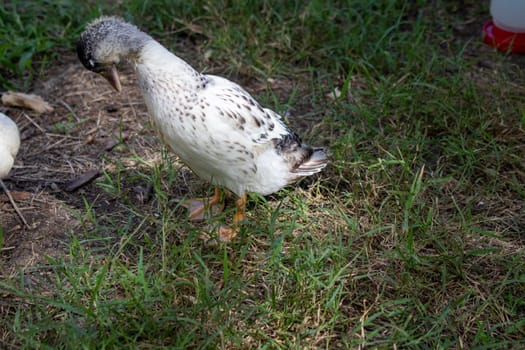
(288, 147, 329, 182)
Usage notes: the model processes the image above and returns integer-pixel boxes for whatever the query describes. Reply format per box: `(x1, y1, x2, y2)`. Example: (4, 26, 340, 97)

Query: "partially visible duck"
(0, 112, 20, 179)
(0, 112, 28, 228)
(77, 16, 328, 240)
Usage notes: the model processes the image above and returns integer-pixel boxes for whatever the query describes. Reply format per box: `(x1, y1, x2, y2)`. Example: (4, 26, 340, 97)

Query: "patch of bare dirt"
(0, 191, 78, 275)
(0, 54, 163, 271)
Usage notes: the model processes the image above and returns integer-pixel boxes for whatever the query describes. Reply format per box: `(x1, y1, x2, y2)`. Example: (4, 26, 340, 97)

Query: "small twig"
(0, 179, 30, 229)
(59, 99, 79, 121)
(9, 165, 75, 174)
(45, 133, 82, 139)
(127, 93, 138, 120)
(22, 112, 46, 133)
(11, 176, 66, 183)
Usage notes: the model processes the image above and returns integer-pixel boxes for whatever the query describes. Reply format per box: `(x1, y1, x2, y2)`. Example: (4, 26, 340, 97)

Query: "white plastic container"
(490, 0, 525, 33)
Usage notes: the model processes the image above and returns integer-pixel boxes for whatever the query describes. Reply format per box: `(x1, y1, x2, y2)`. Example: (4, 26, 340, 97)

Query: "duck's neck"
(102, 23, 152, 63)
(135, 41, 203, 89)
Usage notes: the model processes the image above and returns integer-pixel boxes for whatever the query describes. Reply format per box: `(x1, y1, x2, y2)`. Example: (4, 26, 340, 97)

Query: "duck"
(77, 16, 328, 241)
(0, 112, 27, 228)
(0, 112, 20, 179)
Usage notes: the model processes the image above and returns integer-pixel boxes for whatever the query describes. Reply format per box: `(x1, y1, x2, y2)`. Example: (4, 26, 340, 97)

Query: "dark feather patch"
(274, 132, 311, 169)
(274, 132, 328, 178)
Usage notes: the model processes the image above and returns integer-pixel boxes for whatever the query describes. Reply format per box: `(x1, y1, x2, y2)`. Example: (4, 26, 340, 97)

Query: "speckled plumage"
(77, 16, 328, 198)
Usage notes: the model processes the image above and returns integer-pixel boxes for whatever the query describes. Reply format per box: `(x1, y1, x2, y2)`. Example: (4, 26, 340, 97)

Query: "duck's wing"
(199, 75, 289, 145)
(198, 75, 328, 179)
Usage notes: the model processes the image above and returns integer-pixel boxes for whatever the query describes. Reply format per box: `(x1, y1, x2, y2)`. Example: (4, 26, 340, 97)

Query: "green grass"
(0, 1, 101, 88)
(1, 0, 525, 349)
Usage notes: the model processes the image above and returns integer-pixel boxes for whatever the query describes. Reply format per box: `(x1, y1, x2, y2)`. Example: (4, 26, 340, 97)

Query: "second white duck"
(0, 112, 20, 179)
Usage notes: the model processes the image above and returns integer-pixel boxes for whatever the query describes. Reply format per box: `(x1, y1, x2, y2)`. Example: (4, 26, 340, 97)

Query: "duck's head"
(77, 16, 150, 92)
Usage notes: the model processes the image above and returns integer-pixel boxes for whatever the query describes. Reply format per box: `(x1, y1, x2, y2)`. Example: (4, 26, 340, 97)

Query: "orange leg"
(218, 193, 247, 241)
(182, 188, 224, 221)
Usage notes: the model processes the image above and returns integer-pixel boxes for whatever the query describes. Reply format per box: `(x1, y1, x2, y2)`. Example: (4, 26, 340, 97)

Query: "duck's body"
(77, 17, 328, 239)
(0, 112, 20, 179)
(136, 42, 322, 196)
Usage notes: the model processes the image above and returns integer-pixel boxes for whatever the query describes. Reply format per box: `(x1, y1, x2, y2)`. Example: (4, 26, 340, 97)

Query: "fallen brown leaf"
(0, 190, 33, 202)
(2, 91, 54, 114)
(63, 170, 101, 192)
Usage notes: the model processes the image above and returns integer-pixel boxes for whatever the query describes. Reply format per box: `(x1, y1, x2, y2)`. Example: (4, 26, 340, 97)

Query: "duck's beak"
(100, 65, 122, 92)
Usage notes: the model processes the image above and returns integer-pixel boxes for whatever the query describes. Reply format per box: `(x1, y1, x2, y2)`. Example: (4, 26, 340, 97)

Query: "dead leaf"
(326, 87, 342, 101)
(103, 132, 128, 151)
(0, 190, 32, 202)
(2, 91, 54, 114)
(103, 138, 120, 151)
(85, 135, 96, 145)
(63, 170, 101, 192)
(122, 160, 137, 168)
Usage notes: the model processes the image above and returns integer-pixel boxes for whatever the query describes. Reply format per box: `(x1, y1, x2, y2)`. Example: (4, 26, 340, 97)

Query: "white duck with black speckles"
(77, 16, 328, 240)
